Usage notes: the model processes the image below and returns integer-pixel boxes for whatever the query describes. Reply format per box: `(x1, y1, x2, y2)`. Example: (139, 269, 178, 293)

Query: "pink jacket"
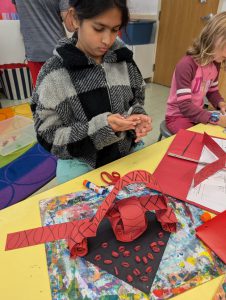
(166, 55, 223, 123)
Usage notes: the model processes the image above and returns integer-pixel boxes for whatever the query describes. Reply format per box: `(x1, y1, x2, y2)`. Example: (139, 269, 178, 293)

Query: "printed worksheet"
(187, 137, 226, 213)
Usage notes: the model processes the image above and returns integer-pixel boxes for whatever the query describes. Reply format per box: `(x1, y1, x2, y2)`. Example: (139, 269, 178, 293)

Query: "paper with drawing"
(187, 137, 226, 213)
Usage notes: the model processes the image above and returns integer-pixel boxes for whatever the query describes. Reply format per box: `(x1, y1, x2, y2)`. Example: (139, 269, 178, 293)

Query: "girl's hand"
(127, 115, 152, 142)
(107, 114, 140, 132)
(218, 101, 226, 114)
(134, 122, 152, 142)
(217, 115, 226, 128)
(127, 114, 151, 125)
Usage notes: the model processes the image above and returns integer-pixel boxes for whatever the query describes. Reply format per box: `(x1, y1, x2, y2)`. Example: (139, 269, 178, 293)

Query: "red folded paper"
(195, 210, 226, 264)
(154, 130, 203, 201)
(154, 129, 226, 214)
(5, 170, 177, 257)
(193, 133, 226, 187)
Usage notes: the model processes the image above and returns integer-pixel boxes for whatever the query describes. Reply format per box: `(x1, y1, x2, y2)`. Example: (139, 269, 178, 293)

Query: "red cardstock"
(154, 129, 226, 213)
(193, 133, 226, 186)
(5, 170, 177, 257)
(196, 210, 226, 264)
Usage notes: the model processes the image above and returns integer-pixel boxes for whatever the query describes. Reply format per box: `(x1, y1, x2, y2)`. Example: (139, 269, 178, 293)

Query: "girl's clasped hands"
(107, 113, 152, 142)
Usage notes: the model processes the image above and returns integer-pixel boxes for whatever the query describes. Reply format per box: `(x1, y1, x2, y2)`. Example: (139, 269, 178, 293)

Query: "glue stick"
(83, 180, 107, 195)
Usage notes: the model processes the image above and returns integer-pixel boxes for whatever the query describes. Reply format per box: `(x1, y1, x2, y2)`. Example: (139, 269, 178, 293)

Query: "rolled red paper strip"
(5, 170, 177, 256)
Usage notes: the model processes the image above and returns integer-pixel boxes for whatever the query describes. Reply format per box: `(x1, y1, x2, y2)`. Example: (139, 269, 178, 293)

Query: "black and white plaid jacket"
(31, 37, 147, 168)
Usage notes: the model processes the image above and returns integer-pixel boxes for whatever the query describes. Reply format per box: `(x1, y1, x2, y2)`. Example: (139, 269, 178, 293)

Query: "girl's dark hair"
(69, 0, 129, 28)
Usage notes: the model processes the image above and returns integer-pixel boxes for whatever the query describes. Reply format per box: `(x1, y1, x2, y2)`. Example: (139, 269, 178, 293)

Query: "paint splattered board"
(39, 184, 226, 300)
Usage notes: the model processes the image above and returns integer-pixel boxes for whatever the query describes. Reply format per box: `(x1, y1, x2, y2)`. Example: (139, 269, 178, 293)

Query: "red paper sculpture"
(5, 170, 177, 258)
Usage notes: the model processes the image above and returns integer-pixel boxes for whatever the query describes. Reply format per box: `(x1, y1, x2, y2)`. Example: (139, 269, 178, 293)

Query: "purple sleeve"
(175, 56, 211, 123)
(206, 62, 224, 108)
(174, 56, 197, 90)
(178, 100, 211, 123)
(207, 90, 224, 108)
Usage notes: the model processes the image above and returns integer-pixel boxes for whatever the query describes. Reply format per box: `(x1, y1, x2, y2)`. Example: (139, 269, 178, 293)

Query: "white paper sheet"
(187, 137, 226, 213)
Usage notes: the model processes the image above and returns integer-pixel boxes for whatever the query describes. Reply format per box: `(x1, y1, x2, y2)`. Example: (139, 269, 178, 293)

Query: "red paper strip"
(203, 132, 225, 158)
(194, 156, 226, 186)
(194, 133, 226, 186)
(6, 170, 177, 257)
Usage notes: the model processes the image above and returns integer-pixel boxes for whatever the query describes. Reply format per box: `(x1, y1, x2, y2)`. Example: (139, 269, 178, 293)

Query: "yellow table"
(0, 124, 225, 300)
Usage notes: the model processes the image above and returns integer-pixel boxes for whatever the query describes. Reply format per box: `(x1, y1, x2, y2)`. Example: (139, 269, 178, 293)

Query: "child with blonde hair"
(166, 11, 226, 134)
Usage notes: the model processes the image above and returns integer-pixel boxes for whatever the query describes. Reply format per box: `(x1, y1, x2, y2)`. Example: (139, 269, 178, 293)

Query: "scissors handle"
(111, 171, 121, 179)
(100, 171, 120, 185)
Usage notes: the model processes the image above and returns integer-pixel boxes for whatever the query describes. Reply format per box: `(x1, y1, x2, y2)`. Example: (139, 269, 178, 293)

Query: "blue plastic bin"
(121, 20, 156, 45)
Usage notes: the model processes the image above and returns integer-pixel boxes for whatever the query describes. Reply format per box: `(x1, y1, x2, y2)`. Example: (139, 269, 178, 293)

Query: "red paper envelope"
(153, 129, 226, 214)
(195, 210, 226, 264)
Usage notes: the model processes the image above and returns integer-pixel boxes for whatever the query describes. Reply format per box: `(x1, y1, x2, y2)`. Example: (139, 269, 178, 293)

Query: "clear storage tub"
(0, 115, 36, 156)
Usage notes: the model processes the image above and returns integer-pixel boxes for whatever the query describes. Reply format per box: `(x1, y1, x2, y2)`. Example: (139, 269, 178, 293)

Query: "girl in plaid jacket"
(31, 0, 152, 184)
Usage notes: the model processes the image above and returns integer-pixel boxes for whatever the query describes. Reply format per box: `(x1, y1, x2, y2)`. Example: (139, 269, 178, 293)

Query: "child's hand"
(107, 114, 140, 132)
(217, 115, 226, 128)
(127, 114, 152, 142)
(127, 114, 151, 127)
(218, 101, 226, 114)
(134, 123, 152, 142)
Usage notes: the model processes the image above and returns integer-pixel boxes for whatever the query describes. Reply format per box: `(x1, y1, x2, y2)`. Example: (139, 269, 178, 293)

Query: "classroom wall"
(221, 0, 226, 10)
(128, 0, 159, 14)
(0, 21, 26, 64)
(129, 0, 225, 15)
(126, 0, 159, 79)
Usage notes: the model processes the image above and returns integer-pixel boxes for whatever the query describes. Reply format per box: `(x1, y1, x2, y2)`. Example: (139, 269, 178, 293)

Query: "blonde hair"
(187, 11, 226, 68)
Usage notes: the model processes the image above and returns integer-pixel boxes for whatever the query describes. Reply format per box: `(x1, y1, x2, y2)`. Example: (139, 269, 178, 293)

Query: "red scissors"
(100, 171, 121, 185)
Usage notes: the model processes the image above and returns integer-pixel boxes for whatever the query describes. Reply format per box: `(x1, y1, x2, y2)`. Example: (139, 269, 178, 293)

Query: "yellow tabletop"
(0, 124, 225, 300)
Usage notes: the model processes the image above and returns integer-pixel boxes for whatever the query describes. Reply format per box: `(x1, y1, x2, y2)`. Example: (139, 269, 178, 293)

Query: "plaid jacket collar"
(56, 36, 133, 69)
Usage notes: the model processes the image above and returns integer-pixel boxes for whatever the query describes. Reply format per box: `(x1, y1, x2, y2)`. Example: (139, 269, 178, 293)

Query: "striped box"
(0, 66, 33, 100)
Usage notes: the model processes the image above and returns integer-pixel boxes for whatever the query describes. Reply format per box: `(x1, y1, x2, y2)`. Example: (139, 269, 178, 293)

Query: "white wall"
(128, 0, 158, 14)
(221, 0, 226, 11)
(126, 0, 159, 79)
(0, 20, 25, 64)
